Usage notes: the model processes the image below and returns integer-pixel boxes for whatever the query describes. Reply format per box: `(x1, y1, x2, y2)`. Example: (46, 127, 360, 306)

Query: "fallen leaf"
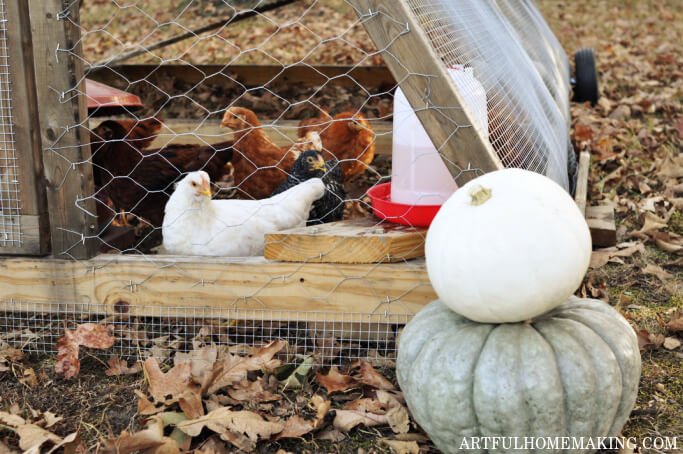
(281, 356, 314, 389)
(317, 426, 346, 442)
(17, 424, 61, 453)
(590, 243, 645, 268)
(666, 312, 683, 333)
(658, 149, 683, 178)
(343, 397, 387, 414)
(0, 343, 23, 372)
(136, 390, 166, 416)
(642, 263, 673, 281)
(19, 368, 38, 388)
(639, 211, 669, 233)
(333, 409, 389, 432)
(45, 432, 80, 454)
(42, 412, 63, 429)
(227, 378, 282, 403)
(0, 411, 26, 427)
(275, 395, 331, 439)
(381, 439, 420, 454)
(178, 389, 205, 420)
(105, 357, 142, 376)
(377, 391, 410, 434)
(102, 415, 178, 454)
(663, 337, 681, 350)
(143, 357, 194, 403)
(352, 361, 395, 390)
(177, 407, 284, 445)
(316, 366, 359, 393)
(55, 324, 115, 379)
(204, 340, 286, 394)
(175, 344, 218, 384)
(636, 329, 665, 350)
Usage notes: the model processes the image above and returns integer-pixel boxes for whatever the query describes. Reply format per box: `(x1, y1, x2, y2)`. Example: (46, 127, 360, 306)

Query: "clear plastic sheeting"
(407, 0, 570, 189)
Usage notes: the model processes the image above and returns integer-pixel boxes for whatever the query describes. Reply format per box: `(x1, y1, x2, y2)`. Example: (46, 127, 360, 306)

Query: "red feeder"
(367, 182, 444, 227)
(86, 79, 143, 116)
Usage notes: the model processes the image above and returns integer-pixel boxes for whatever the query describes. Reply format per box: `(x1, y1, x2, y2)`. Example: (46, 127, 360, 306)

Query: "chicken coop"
(0, 0, 607, 364)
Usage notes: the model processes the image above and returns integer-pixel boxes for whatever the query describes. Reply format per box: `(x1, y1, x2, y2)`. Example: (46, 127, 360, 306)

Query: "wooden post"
(574, 151, 590, 216)
(346, 0, 503, 184)
(1, 0, 50, 255)
(29, 0, 98, 259)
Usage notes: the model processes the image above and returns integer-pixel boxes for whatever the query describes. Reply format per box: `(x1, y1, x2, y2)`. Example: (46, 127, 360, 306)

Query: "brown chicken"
(91, 118, 234, 227)
(298, 110, 375, 182)
(220, 106, 323, 199)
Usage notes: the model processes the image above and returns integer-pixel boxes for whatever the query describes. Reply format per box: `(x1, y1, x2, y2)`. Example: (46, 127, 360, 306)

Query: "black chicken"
(270, 149, 345, 225)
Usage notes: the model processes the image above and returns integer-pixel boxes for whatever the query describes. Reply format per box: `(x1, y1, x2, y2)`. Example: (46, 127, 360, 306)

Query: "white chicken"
(162, 171, 325, 256)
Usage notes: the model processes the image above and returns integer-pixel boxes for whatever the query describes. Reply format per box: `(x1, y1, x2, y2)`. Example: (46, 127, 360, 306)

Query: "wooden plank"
(575, 151, 590, 216)
(3, 0, 50, 255)
(265, 217, 426, 263)
(346, 0, 503, 184)
(0, 254, 436, 321)
(30, 0, 98, 259)
(89, 64, 396, 91)
(88, 118, 394, 156)
(586, 205, 617, 247)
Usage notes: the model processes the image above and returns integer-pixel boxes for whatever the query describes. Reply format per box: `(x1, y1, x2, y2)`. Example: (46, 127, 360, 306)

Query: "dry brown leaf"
(227, 378, 282, 403)
(41, 412, 63, 429)
(105, 357, 142, 376)
(342, 397, 387, 414)
(204, 340, 286, 394)
(56, 324, 115, 379)
(178, 389, 205, 420)
(381, 439, 420, 454)
(0, 343, 23, 372)
(45, 432, 80, 454)
(652, 231, 683, 253)
(275, 395, 331, 440)
(19, 368, 38, 388)
(317, 426, 346, 442)
(352, 361, 395, 390)
(639, 211, 669, 233)
(642, 263, 674, 281)
(333, 409, 389, 432)
(17, 423, 61, 453)
(658, 149, 683, 178)
(196, 436, 232, 454)
(102, 416, 178, 454)
(0, 411, 26, 427)
(143, 357, 194, 403)
(175, 344, 218, 384)
(377, 391, 410, 434)
(663, 337, 681, 350)
(177, 407, 284, 443)
(590, 243, 645, 268)
(136, 390, 166, 416)
(666, 312, 683, 333)
(316, 366, 359, 393)
(636, 329, 665, 350)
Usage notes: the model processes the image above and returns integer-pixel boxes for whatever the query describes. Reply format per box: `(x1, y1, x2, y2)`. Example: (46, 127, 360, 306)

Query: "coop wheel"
(573, 48, 599, 105)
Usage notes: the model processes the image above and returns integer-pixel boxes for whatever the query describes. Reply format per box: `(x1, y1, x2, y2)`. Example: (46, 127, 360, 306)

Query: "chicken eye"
(306, 157, 314, 163)
(191, 182, 197, 187)
(232, 114, 239, 119)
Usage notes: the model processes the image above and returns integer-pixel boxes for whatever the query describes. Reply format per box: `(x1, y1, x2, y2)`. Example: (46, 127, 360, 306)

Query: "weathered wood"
(586, 205, 617, 247)
(346, 0, 503, 184)
(265, 217, 427, 263)
(87, 118, 393, 156)
(88, 64, 396, 91)
(0, 254, 435, 321)
(3, 0, 50, 255)
(575, 151, 590, 216)
(30, 0, 98, 259)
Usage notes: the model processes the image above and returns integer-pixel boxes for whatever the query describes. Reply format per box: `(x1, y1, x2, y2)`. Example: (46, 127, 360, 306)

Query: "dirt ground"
(1, 0, 681, 452)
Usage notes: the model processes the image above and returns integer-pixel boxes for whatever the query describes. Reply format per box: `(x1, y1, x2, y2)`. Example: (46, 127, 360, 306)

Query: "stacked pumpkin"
(397, 169, 641, 453)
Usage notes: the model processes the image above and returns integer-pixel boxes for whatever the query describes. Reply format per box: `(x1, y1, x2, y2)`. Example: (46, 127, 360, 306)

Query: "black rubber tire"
(573, 48, 599, 105)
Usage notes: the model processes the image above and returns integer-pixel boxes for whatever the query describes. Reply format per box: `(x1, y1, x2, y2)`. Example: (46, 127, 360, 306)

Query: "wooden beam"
(346, 0, 503, 184)
(87, 118, 393, 156)
(30, 0, 98, 259)
(0, 254, 436, 321)
(575, 151, 590, 216)
(586, 205, 617, 247)
(88, 64, 396, 91)
(3, 0, 50, 255)
(265, 217, 427, 263)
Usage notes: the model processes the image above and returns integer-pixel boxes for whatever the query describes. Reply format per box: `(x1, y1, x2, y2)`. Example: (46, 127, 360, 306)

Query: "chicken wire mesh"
(0, 299, 407, 365)
(1, 0, 576, 365)
(0, 0, 21, 248)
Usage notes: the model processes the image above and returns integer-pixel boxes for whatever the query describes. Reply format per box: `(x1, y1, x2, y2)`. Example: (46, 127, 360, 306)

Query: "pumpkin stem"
(469, 185, 492, 206)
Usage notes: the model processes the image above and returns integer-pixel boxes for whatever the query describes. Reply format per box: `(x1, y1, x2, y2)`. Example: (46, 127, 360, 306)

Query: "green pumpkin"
(397, 296, 641, 453)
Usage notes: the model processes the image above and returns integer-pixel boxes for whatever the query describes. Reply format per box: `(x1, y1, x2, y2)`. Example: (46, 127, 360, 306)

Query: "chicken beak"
(198, 182, 212, 198)
(312, 156, 326, 172)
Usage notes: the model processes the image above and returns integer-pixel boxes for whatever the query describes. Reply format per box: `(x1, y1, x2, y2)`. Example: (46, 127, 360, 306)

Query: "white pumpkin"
(425, 168, 591, 323)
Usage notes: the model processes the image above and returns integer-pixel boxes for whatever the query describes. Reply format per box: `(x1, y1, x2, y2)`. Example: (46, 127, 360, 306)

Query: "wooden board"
(3, 0, 50, 256)
(29, 0, 98, 259)
(346, 0, 503, 184)
(575, 151, 590, 216)
(89, 64, 396, 91)
(0, 254, 436, 321)
(586, 205, 617, 247)
(265, 217, 427, 263)
(88, 118, 394, 157)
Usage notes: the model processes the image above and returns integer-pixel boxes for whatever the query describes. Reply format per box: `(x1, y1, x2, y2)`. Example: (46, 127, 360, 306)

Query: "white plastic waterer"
(391, 65, 488, 205)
